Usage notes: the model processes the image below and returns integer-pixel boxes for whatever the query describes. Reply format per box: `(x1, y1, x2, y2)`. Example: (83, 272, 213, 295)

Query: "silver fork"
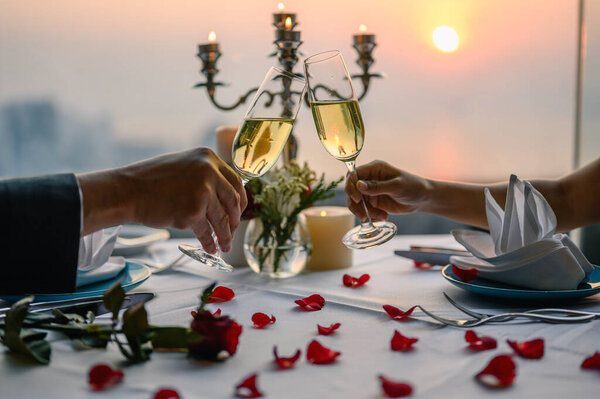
(415, 305, 595, 328)
(443, 292, 600, 319)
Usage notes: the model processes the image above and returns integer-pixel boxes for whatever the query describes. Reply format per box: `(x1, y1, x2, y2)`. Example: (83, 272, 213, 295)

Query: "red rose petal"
(414, 261, 433, 270)
(88, 364, 124, 391)
(383, 305, 417, 321)
(252, 312, 276, 329)
(294, 294, 325, 311)
(213, 308, 222, 317)
(317, 323, 341, 336)
(306, 340, 341, 365)
(378, 375, 413, 398)
(452, 265, 478, 283)
(465, 330, 497, 351)
(475, 355, 517, 388)
(581, 352, 600, 371)
(507, 339, 544, 359)
(273, 346, 301, 370)
(391, 330, 418, 352)
(342, 273, 370, 288)
(154, 388, 181, 399)
(235, 374, 263, 398)
(207, 286, 235, 303)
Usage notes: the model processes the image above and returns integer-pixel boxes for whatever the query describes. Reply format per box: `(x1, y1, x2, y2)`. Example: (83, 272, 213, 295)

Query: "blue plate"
(442, 264, 600, 300)
(1, 262, 151, 302)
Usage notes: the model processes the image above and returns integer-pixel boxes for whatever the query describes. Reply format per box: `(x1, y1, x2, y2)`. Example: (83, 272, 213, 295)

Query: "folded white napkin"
(76, 227, 126, 287)
(450, 175, 594, 290)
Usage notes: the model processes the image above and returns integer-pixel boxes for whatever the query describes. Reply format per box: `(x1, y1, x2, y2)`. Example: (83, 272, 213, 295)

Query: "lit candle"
(353, 24, 375, 45)
(198, 30, 220, 55)
(302, 206, 355, 271)
(273, 3, 297, 30)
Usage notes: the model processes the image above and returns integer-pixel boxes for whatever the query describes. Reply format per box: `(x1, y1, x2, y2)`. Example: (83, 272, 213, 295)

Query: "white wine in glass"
(232, 117, 295, 181)
(179, 67, 306, 271)
(304, 50, 396, 249)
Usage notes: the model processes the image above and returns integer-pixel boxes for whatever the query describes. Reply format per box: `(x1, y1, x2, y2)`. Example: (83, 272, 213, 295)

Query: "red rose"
(188, 310, 242, 360)
(241, 187, 261, 220)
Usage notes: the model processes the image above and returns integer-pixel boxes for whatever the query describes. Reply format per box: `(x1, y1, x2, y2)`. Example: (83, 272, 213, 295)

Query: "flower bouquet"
(243, 162, 343, 278)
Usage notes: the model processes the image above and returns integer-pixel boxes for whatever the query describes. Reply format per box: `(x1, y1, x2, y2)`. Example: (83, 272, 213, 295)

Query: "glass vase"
(243, 214, 311, 278)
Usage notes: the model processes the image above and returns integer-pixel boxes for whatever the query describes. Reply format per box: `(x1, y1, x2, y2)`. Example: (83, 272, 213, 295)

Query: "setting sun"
(432, 26, 459, 52)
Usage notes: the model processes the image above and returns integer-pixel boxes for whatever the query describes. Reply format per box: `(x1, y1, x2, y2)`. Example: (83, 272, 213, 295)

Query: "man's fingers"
(216, 180, 242, 235)
(192, 220, 217, 254)
(218, 163, 247, 211)
(206, 200, 233, 252)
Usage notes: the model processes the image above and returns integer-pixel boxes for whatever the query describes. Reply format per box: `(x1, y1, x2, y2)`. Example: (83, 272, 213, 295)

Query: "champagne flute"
(304, 50, 396, 249)
(179, 67, 307, 271)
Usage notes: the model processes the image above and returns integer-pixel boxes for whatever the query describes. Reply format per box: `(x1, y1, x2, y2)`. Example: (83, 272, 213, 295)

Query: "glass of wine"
(179, 67, 307, 271)
(304, 50, 396, 249)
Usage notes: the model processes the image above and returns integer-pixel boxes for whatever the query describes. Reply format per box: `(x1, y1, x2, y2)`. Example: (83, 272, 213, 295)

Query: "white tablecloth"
(2, 235, 599, 398)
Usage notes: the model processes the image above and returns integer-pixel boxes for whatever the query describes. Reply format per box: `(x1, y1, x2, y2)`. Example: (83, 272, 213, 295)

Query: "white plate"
(109, 225, 170, 256)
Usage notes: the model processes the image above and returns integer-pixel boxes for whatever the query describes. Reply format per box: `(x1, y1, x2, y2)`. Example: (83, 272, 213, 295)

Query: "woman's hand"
(345, 160, 432, 221)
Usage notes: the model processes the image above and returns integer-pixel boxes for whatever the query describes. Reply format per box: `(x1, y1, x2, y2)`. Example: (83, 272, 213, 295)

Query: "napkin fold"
(76, 226, 126, 287)
(450, 175, 594, 290)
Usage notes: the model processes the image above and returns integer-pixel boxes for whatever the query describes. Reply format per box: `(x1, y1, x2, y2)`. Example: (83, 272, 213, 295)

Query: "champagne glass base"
(178, 244, 234, 272)
(342, 221, 397, 250)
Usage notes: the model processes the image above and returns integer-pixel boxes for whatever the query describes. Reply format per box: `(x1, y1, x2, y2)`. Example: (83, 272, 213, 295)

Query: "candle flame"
(359, 24, 367, 32)
(320, 210, 327, 217)
(285, 16, 292, 30)
(278, 2, 285, 11)
(208, 31, 217, 42)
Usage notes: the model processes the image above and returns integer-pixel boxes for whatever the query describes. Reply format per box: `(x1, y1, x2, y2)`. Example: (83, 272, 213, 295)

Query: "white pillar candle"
(215, 125, 238, 164)
(302, 206, 355, 270)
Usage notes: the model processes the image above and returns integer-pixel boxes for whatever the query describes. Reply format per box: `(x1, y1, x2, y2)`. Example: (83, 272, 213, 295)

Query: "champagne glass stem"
(344, 160, 375, 231)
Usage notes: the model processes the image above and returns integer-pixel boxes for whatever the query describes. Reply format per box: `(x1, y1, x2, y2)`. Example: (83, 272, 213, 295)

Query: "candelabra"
(195, 4, 382, 163)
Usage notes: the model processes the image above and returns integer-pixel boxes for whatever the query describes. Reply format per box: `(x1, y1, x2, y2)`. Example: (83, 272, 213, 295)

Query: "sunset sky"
(1, 0, 597, 181)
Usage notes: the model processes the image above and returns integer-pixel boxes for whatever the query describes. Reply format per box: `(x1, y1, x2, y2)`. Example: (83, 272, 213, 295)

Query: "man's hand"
(78, 148, 247, 253)
(344, 160, 431, 221)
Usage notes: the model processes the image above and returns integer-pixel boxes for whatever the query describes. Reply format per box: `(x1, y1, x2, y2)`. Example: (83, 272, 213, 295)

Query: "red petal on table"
(306, 340, 341, 364)
(252, 312, 276, 329)
(391, 330, 418, 352)
(383, 305, 417, 321)
(475, 355, 517, 389)
(273, 346, 301, 369)
(507, 339, 544, 359)
(213, 308, 222, 317)
(88, 364, 124, 391)
(581, 352, 600, 371)
(465, 330, 497, 351)
(154, 388, 181, 399)
(343, 273, 370, 288)
(235, 374, 263, 398)
(413, 261, 433, 270)
(317, 323, 341, 336)
(294, 294, 325, 311)
(378, 375, 413, 398)
(452, 266, 478, 283)
(207, 286, 235, 303)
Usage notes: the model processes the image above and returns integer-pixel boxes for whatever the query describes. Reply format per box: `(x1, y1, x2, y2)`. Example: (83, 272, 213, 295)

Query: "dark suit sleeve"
(0, 173, 81, 294)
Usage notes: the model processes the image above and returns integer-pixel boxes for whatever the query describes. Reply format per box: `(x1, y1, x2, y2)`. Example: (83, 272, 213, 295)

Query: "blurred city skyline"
(1, 0, 598, 181)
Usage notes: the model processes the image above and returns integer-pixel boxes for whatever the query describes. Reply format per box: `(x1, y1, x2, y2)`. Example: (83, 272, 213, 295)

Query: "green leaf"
(2, 296, 51, 364)
(122, 303, 149, 337)
(20, 329, 48, 343)
(150, 327, 202, 351)
(199, 282, 217, 310)
(78, 333, 109, 349)
(103, 278, 125, 321)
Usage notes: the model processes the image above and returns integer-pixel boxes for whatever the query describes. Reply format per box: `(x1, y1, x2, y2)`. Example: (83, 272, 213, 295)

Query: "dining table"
(1, 234, 599, 398)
